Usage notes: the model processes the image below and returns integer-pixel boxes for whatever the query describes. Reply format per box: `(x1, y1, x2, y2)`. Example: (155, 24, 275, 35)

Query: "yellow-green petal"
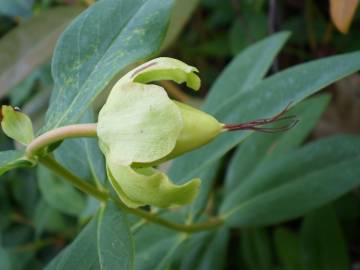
(1, 106, 34, 145)
(117, 57, 201, 90)
(107, 160, 200, 208)
(97, 82, 183, 165)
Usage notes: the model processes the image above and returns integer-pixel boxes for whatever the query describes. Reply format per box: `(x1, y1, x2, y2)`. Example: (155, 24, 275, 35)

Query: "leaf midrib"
(49, 0, 150, 130)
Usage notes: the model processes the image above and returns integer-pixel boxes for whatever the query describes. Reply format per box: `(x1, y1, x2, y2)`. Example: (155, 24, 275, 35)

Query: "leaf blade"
(221, 135, 360, 226)
(0, 150, 31, 176)
(43, 0, 174, 132)
(46, 203, 133, 270)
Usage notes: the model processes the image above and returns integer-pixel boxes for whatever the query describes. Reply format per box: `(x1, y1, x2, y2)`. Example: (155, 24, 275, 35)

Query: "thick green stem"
(40, 156, 108, 201)
(26, 123, 97, 158)
(41, 156, 223, 233)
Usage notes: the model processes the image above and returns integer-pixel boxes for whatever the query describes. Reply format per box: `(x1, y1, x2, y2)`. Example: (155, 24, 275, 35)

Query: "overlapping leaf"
(43, 0, 174, 132)
(46, 203, 133, 270)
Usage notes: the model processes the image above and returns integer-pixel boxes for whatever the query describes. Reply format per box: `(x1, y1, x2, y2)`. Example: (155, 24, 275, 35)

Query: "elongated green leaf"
(274, 228, 302, 270)
(193, 228, 229, 270)
(242, 228, 272, 270)
(225, 94, 330, 192)
(0, 150, 32, 176)
(0, 6, 82, 98)
(46, 203, 133, 270)
(178, 228, 228, 270)
(300, 206, 349, 270)
(161, 0, 200, 50)
(133, 212, 186, 270)
(170, 51, 360, 184)
(221, 135, 360, 226)
(204, 32, 290, 114)
(178, 231, 212, 270)
(0, 245, 11, 270)
(43, 0, 174, 132)
(37, 165, 86, 217)
(188, 160, 221, 217)
(34, 199, 68, 237)
(0, 0, 33, 17)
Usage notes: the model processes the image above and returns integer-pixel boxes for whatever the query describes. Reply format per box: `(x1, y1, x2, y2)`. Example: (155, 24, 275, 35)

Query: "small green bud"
(1, 105, 34, 145)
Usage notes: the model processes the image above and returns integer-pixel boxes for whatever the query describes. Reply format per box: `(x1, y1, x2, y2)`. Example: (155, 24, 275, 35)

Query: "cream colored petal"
(107, 159, 200, 208)
(116, 57, 201, 90)
(97, 83, 183, 165)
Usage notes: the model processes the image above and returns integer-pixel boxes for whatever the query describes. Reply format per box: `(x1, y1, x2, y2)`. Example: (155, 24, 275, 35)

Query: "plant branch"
(41, 156, 223, 233)
(40, 156, 108, 201)
(26, 123, 97, 157)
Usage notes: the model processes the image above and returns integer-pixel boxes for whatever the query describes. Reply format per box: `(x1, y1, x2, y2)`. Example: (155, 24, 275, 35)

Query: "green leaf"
(188, 160, 221, 217)
(274, 228, 302, 270)
(133, 213, 186, 270)
(0, 0, 33, 17)
(0, 6, 82, 98)
(178, 231, 212, 270)
(241, 228, 272, 270)
(37, 165, 86, 216)
(300, 206, 349, 270)
(191, 228, 229, 270)
(178, 229, 228, 270)
(224, 95, 330, 192)
(170, 50, 360, 184)
(161, 0, 200, 50)
(202, 32, 290, 113)
(33, 199, 68, 237)
(43, 0, 175, 132)
(1, 105, 34, 145)
(0, 245, 11, 270)
(0, 150, 32, 176)
(46, 203, 133, 270)
(221, 135, 360, 226)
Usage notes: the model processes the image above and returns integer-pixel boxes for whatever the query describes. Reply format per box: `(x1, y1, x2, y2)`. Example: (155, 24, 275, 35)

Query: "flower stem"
(40, 156, 223, 233)
(26, 123, 97, 158)
(40, 156, 108, 201)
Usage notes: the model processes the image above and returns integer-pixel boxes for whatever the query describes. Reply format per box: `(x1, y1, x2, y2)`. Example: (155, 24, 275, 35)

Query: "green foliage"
(37, 165, 86, 216)
(0, 6, 82, 99)
(1, 0, 360, 269)
(46, 203, 133, 270)
(1, 105, 34, 145)
(0, 150, 32, 175)
(43, 0, 174, 132)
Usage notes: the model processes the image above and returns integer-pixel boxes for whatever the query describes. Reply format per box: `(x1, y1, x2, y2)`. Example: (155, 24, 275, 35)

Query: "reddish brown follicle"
(223, 104, 299, 133)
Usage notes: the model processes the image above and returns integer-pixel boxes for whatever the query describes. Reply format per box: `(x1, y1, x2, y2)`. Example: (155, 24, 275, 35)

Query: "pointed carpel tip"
(223, 104, 299, 133)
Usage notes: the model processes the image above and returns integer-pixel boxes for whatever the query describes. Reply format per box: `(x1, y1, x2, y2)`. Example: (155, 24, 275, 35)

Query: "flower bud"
(97, 57, 220, 208)
(1, 105, 34, 145)
(97, 57, 297, 208)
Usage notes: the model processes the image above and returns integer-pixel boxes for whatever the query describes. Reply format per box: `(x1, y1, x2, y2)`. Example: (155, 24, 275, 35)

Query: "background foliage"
(0, 0, 360, 269)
